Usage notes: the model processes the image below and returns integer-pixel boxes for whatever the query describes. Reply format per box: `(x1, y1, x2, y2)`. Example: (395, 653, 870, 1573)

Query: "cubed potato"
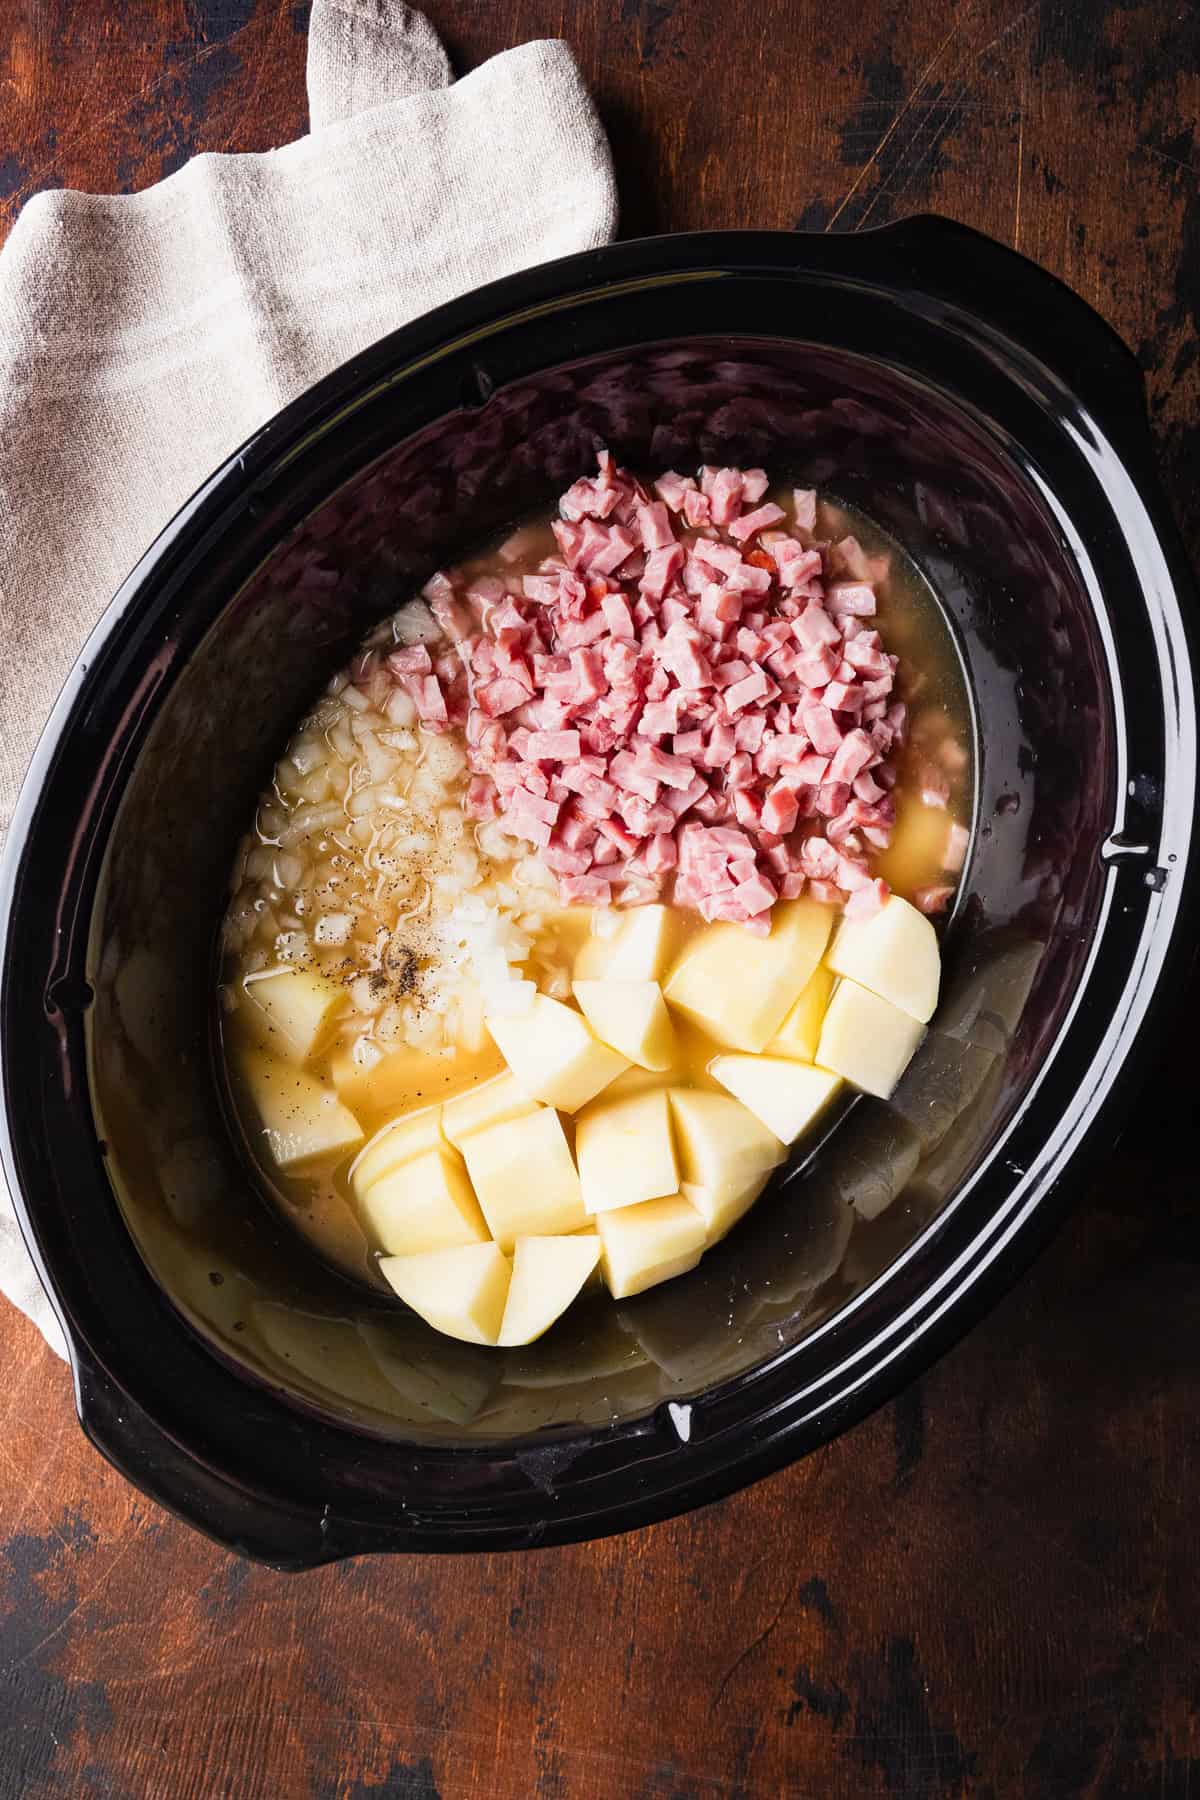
(498, 1235, 602, 1345)
(709, 1055, 843, 1146)
(668, 1087, 784, 1205)
(486, 993, 628, 1113)
(575, 1087, 679, 1215)
(765, 965, 835, 1062)
(825, 894, 941, 1022)
(816, 978, 926, 1098)
(357, 1145, 489, 1256)
(458, 1106, 587, 1250)
(571, 979, 677, 1071)
(664, 898, 833, 1051)
(241, 968, 346, 1063)
(596, 1193, 708, 1299)
(679, 1176, 767, 1246)
(378, 1242, 513, 1346)
(240, 1050, 363, 1170)
(358, 1319, 497, 1425)
(440, 1072, 540, 1149)
(574, 903, 678, 982)
(349, 1106, 443, 1203)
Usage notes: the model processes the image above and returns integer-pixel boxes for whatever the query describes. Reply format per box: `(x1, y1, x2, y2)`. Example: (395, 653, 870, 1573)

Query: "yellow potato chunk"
(485, 993, 628, 1113)
(357, 1145, 489, 1256)
(575, 1087, 680, 1215)
(458, 1107, 587, 1250)
(576, 903, 680, 982)
(440, 1072, 540, 1150)
(571, 979, 677, 1071)
(816, 978, 926, 1098)
(709, 1055, 843, 1145)
(379, 1242, 513, 1346)
(766, 965, 835, 1062)
(498, 1235, 602, 1346)
(825, 894, 941, 1023)
(349, 1106, 443, 1203)
(241, 968, 345, 1063)
(240, 1051, 363, 1170)
(679, 1176, 767, 1246)
(664, 898, 833, 1051)
(596, 1194, 708, 1299)
(668, 1087, 784, 1205)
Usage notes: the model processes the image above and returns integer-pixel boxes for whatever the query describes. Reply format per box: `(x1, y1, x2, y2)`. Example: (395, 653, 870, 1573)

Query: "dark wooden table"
(1, 3, 1197, 1795)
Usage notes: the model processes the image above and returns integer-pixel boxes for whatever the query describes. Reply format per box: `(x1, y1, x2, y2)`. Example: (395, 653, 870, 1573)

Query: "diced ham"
(559, 874, 613, 904)
(761, 782, 799, 836)
(608, 750, 660, 804)
(644, 832, 678, 875)
(388, 645, 432, 676)
(682, 488, 711, 528)
(845, 877, 890, 919)
(524, 730, 582, 763)
(827, 581, 876, 617)
(729, 502, 786, 542)
(723, 669, 775, 715)
(435, 451, 921, 928)
(703, 722, 737, 768)
(914, 883, 955, 914)
(652, 471, 694, 513)
(465, 776, 498, 820)
(795, 605, 842, 651)
(636, 502, 676, 551)
(730, 871, 778, 917)
(584, 525, 638, 577)
(793, 488, 817, 531)
(709, 468, 744, 527)
(801, 704, 844, 755)
(640, 542, 685, 601)
(659, 623, 713, 689)
(411, 675, 448, 724)
(601, 592, 636, 640)
(827, 729, 875, 785)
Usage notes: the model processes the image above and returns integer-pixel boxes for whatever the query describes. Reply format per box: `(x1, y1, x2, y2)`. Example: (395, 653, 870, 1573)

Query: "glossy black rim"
(2, 218, 1197, 1566)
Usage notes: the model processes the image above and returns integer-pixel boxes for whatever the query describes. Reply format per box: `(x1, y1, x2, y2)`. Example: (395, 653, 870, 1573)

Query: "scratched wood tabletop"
(1, 2, 1198, 1795)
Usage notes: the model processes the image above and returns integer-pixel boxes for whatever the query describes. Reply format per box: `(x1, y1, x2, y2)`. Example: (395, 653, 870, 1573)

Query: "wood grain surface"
(1, 2, 1198, 1795)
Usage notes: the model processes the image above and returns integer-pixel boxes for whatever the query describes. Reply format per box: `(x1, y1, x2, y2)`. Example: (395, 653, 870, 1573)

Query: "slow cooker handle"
(836, 213, 1158, 466)
(74, 1351, 344, 1570)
